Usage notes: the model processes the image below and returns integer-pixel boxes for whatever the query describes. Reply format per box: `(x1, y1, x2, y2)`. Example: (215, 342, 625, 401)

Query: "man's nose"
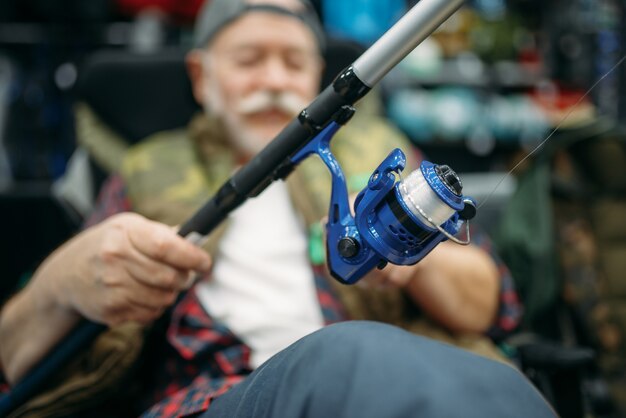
(258, 57, 291, 91)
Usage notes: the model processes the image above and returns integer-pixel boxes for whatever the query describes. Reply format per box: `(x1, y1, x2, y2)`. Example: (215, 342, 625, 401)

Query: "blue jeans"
(202, 321, 556, 418)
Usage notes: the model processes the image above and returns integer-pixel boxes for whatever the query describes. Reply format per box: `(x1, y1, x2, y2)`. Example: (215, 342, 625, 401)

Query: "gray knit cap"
(193, 0, 326, 51)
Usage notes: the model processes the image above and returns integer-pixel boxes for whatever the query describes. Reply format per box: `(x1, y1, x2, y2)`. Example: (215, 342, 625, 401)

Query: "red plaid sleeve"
(468, 225, 523, 340)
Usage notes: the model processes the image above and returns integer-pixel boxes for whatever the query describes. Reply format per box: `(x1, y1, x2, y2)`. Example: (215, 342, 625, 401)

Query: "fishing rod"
(0, 0, 469, 415)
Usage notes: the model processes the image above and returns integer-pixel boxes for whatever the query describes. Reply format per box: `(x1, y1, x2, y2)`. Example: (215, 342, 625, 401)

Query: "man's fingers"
(356, 264, 415, 290)
(122, 245, 192, 291)
(124, 283, 178, 312)
(128, 219, 212, 272)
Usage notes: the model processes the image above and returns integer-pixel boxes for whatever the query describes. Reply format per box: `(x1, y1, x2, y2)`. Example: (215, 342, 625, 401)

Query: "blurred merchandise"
(0, 0, 112, 23)
(398, 38, 444, 79)
(467, 9, 531, 63)
(114, 0, 204, 24)
(321, 0, 406, 46)
(430, 87, 481, 142)
(387, 89, 435, 144)
(386, 87, 550, 150)
(0, 55, 14, 187)
(430, 8, 477, 58)
(544, 0, 624, 121)
(529, 82, 597, 129)
(2, 55, 76, 181)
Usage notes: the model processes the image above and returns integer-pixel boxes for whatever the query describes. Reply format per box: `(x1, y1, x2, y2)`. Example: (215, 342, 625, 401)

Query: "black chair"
(0, 183, 82, 302)
(77, 48, 201, 146)
(77, 38, 365, 145)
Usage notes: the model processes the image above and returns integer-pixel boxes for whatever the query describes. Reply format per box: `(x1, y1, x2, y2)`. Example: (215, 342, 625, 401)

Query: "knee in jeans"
(309, 320, 392, 341)
(292, 320, 401, 363)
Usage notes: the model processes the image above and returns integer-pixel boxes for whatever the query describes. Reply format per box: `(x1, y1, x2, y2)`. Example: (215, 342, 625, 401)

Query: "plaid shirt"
(0, 174, 521, 418)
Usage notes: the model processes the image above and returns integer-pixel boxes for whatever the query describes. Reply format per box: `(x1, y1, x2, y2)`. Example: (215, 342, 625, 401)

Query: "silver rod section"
(352, 0, 465, 87)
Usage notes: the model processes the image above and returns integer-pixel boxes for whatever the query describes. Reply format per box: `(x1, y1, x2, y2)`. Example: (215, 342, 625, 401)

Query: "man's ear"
(186, 49, 208, 106)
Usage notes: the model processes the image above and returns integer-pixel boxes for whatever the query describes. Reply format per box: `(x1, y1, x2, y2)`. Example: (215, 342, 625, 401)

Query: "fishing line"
(476, 53, 626, 210)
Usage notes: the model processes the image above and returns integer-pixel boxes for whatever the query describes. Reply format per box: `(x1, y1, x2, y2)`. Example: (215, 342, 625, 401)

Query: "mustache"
(236, 91, 307, 117)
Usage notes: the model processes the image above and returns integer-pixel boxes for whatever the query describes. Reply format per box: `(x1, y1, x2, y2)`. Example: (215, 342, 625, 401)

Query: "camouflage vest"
(120, 111, 506, 361)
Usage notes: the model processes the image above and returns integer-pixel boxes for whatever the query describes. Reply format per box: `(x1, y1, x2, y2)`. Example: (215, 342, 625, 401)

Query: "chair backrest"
(73, 38, 366, 202)
(77, 48, 201, 145)
(69, 37, 368, 221)
(0, 185, 81, 300)
(76, 38, 366, 145)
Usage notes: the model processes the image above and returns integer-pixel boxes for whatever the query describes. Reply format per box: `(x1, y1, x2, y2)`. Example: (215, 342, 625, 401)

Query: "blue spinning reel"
(292, 114, 477, 285)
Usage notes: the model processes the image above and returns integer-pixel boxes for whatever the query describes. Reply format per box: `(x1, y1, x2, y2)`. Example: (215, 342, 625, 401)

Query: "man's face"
(196, 7, 323, 158)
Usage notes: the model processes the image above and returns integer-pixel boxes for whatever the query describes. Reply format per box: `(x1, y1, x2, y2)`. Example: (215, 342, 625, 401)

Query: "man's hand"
(328, 193, 499, 335)
(53, 213, 212, 326)
(357, 263, 416, 290)
(0, 212, 212, 383)
(358, 242, 500, 334)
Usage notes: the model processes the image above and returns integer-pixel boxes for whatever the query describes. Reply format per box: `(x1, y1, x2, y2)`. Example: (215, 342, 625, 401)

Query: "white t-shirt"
(196, 180, 325, 368)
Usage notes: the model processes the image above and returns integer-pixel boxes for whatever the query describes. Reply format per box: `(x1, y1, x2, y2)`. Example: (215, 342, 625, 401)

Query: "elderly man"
(0, 0, 555, 417)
